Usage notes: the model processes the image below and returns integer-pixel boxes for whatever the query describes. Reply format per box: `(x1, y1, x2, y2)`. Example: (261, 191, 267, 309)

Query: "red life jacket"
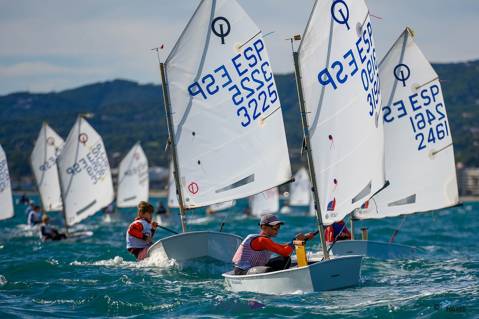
(126, 218, 152, 249)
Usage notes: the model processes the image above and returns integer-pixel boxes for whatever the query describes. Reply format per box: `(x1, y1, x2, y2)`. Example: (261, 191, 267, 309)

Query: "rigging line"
(157, 224, 179, 235)
(389, 215, 407, 243)
(321, 222, 348, 261)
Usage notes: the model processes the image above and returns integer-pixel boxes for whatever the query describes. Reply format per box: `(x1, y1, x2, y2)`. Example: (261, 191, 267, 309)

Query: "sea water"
(0, 195, 477, 318)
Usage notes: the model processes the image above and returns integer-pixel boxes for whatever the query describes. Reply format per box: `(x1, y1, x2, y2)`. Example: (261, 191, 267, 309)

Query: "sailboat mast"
(292, 51, 329, 260)
(56, 155, 68, 235)
(159, 62, 187, 233)
(350, 213, 355, 240)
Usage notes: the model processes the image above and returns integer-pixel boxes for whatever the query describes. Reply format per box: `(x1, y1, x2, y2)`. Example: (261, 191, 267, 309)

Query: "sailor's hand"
(305, 232, 317, 240)
(144, 234, 152, 243)
(295, 233, 306, 241)
(151, 221, 158, 230)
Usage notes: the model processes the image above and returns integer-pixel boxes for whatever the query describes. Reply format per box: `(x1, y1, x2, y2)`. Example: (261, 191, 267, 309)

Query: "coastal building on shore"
(457, 166, 479, 196)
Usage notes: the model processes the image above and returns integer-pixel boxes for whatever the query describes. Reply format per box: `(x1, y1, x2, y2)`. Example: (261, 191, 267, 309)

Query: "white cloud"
(0, 62, 106, 77)
(0, 0, 478, 94)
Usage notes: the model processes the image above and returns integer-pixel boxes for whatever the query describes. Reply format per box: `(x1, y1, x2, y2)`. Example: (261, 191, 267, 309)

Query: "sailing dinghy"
(30, 123, 64, 212)
(224, 0, 385, 294)
(289, 168, 311, 207)
(280, 167, 311, 214)
(332, 28, 459, 259)
(56, 116, 114, 239)
(0, 145, 14, 221)
(116, 142, 149, 208)
(249, 188, 279, 217)
(148, 0, 292, 266)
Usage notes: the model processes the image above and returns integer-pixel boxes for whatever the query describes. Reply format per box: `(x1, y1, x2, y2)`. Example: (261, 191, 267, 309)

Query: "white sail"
(30, 123, 64, 211)
(249, 187, 279, 217)
(167, 161, 180, 209)
(117, 143, 149, 208)
(289, 167, 311, 206)
(354, 28, 459, 220)
(57, 117, 114, 226)
(309, 196, 316, 216)
(298, 0, 385, 225)
(0, 145, 14, 221)
(165, 0, 291, 209)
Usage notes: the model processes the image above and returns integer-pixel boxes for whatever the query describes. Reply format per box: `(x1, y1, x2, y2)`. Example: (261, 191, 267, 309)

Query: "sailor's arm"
(251, 237, 293, 257)
(128, 222, 145, 240)
(150, 222, 158, 240)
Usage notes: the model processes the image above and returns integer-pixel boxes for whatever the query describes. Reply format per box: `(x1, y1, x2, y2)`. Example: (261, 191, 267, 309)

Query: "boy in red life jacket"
(232, 214, 317, 275)
(324, 219, 351, 246)
(126, 201, 158, 261)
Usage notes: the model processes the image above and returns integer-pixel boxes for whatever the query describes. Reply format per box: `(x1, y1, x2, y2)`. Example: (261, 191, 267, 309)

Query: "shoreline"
(12, 191, 479, 202)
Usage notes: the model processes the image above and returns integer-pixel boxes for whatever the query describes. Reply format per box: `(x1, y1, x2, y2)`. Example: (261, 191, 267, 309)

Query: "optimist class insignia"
(188, 182, 199, 195)
(79, 133, 88, 144)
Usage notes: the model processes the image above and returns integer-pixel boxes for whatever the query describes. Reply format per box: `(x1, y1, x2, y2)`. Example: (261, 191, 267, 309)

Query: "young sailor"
(40, 215, 67, 241)
(27, 205, 43, 227)
(155, 201, 167, 216)
(232, 214, 317, 275)
(324, 219, 352, 245)
(126, 201, 158, 261)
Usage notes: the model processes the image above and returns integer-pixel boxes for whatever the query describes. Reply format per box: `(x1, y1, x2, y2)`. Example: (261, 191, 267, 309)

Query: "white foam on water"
(102, 214, 112, 224)
(70, 253, 178, 270)
(0, 274, 7, 286)
(140, 251, 178, 269)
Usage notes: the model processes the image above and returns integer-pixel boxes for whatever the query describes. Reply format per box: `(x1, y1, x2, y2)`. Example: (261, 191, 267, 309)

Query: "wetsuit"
(41, 224, 67, 240)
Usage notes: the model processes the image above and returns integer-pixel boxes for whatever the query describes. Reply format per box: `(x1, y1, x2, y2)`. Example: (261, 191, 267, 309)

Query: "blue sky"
(0, 0, 478, 95)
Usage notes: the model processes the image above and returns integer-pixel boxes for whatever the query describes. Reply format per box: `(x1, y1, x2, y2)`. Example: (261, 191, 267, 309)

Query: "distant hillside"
(1, 60, 479, 181)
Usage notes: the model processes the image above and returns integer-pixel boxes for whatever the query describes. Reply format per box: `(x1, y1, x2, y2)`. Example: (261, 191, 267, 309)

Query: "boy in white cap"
(232, 214, 317, 275)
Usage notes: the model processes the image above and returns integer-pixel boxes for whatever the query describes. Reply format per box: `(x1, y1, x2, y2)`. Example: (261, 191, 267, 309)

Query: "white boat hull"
(331, 240, 418, 259)
(147, 231, 242, 263)
(223, 255, 362, 295)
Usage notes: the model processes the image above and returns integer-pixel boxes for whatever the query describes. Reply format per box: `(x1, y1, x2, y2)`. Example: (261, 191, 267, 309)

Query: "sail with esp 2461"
(354, 28, 459, 220)
(297, 0, 386, 225)
(164, 0, 292, 209)
(57, 117, 114, 226)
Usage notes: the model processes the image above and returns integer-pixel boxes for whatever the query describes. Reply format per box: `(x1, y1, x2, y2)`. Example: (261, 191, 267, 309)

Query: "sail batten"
(57, 117, 114, 226)
(165, 0, 292, 209)
(354, 28, 459, 220)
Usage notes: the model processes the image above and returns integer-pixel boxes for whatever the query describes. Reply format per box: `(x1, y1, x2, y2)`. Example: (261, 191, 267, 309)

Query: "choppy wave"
(0, 196, 478, 318)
